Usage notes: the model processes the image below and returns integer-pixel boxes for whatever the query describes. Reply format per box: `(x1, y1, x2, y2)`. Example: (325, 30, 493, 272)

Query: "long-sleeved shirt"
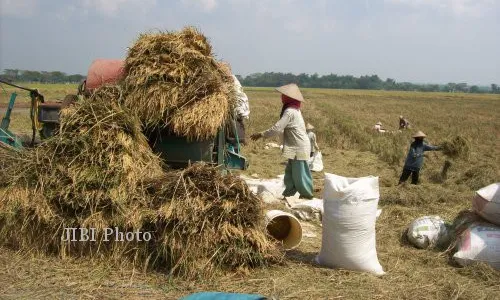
(263, 108, 310, 160)
(404, 141, 440, 171)
(307, 131, 319, 153)
(232, 75, 250, 119)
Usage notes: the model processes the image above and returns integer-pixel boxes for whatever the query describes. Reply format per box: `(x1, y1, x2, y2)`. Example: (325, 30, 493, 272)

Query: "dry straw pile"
(123, 27, 235, 140)
(148, 164, 283, 278)
(0, 85, 280, 278)
(441, 136, 471, 160)
(0, 86, 164, 261)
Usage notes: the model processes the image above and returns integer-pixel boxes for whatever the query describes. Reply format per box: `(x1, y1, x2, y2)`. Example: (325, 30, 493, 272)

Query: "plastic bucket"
(265, 210, 302, 249)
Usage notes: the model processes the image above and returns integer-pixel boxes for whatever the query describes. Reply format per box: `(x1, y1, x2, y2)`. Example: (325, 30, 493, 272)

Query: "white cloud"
(182, 0, 218, 12)
(385, 0, 497, 17)
(80, 0, 157, 16)
(0, 0, 38, 17)
(55, 4, 77, 21)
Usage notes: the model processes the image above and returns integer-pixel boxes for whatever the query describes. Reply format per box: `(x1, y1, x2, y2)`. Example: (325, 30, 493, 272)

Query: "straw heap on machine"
(123, 27, 235, 141)
(0, 27, 282, 279)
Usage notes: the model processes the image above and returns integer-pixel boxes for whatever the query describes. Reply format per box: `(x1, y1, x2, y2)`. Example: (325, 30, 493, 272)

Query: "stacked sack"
(452, 183, 500, 269)
(405, 183, 500, 270)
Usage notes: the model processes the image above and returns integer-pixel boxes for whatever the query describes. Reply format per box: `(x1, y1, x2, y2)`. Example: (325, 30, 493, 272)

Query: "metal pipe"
(0, 79, 36, 92)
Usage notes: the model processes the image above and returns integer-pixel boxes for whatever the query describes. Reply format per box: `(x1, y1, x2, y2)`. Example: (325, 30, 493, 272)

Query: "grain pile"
(123, 27, 235, 140)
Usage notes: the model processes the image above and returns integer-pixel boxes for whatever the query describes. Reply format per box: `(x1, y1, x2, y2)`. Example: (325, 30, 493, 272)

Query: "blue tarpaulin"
(180, 292, 266, 300)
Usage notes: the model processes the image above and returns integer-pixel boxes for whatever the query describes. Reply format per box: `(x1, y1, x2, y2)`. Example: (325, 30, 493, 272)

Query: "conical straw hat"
(412, 130, 427, 138)
(306, 123, 314, 130)
(376, 121, 382, 125)
(275, 83, 305, 102)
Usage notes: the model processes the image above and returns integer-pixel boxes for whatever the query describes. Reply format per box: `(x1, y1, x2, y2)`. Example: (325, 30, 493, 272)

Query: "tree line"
(1, 69, 85, 84)
(2, 69, 499, 94)
(237, 72, 500, 94)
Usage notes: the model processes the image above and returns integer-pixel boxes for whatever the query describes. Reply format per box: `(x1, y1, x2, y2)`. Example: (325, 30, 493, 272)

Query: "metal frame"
(0, 92, 22, 149)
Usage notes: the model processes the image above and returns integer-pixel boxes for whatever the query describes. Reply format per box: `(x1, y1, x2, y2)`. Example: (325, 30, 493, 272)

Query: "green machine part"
(149, 126, 248, 171)
(0, 92, 23, 149)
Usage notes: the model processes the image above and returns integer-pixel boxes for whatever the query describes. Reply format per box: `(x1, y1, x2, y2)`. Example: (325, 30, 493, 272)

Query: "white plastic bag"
(472, 183, 500, 226)
(407, 216, 450, 249)
(290, 198, 324, 221)
(308, 151, 324, 172)
(453, 222, 500, 269)
(241, 175, 296, 203)
(316, 173, 385, 275)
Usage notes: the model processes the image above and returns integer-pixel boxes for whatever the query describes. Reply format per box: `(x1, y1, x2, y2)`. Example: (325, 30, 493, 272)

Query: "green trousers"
(283, 159, 314, 199)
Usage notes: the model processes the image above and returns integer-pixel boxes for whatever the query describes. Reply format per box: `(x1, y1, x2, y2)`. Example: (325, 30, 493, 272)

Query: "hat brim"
(275, 85, 305, 102)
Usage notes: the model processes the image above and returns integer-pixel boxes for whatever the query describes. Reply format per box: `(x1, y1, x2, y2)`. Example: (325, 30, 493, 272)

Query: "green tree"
(470, 85, 480, 93)
(455, 83, 468, 92)
(3, 69, 20, 80)
(22, 70, 42, 82)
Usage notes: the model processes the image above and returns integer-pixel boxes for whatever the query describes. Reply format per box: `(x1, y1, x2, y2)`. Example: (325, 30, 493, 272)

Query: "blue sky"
(0, 0, 499, 85)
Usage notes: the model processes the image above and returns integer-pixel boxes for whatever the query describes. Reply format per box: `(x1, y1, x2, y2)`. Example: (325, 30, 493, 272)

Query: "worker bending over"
(399, 115, 410, 130)
(373, 121, 386, 133)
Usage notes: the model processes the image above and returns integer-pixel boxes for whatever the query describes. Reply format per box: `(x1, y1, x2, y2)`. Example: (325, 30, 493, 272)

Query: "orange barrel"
(85, 59, 125, 90)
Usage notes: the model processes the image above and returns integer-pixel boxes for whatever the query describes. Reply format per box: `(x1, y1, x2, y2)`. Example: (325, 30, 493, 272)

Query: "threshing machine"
(0, 59, 248, 171)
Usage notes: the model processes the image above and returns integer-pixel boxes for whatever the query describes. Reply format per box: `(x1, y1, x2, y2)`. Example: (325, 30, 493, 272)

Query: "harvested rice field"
(1, 87, 499, 299)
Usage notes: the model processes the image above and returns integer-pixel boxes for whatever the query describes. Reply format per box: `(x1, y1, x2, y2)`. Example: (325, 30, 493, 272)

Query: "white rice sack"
(316, 173, 385, 275)
(241, 175, 290, 203)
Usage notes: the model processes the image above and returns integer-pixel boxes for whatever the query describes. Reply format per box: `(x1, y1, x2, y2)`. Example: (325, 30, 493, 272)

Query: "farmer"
(251, 84, 314, 199)
(221, 62, 250, 148)
(398, 131, 441, 185)
(373, 121, 386, 133)
(306, 123, 320, 157)
(231, 73, 250, 147)
(399, 115, 410, 130)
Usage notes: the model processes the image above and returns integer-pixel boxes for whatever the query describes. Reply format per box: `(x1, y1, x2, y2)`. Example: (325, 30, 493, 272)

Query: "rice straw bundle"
(441, 136, 470, 159)
(457, 163, 498, 190)
(123, 27, 235, 140)
(147, 163, 283, 278)
(0, 87, 164, 261)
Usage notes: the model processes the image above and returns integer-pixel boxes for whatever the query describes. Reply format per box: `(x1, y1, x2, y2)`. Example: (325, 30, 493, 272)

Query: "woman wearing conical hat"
(398, 131, 441, 185)
(251, 84, 314, 199)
